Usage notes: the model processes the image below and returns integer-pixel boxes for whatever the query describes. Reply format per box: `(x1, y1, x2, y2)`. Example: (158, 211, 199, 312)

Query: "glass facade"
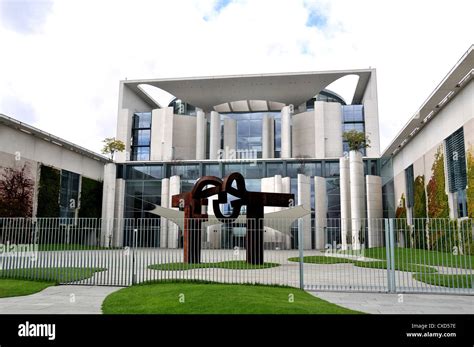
(342, 105, 366, 155)
(131, 112, 151, 161)
(221, 112, 281, 158)
(119, 158, 384, 248)
(306, 90, 346, 110)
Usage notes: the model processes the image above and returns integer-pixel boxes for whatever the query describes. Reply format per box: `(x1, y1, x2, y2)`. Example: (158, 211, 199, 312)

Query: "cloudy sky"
(0, 0, 472, 154)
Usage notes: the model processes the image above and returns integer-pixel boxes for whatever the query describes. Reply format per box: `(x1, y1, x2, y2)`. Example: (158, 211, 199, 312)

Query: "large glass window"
(287, 162, 322, 177)
(445, 127, 468, 218)
(169, 164, 200, 180)
(221, 112, 281, 158)
(342, 105, 365, 156)
(131, 112, 151, 161)
(59, 170, 80, 220)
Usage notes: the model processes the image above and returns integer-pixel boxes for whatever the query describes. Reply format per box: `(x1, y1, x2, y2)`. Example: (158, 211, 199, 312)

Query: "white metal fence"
(0, 217, 472, 294)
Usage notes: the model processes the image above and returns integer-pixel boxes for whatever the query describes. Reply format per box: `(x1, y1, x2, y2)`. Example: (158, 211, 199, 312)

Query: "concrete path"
(310, 291, 474, 314)
(0, 285, 123, 314)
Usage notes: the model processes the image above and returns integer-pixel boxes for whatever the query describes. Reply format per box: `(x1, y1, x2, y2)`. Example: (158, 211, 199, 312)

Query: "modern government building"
(1, 45, 472, 251)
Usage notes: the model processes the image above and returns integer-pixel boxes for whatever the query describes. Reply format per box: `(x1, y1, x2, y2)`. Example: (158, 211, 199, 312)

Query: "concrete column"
(324, 103, 343, 158)
(339, 156, 351, 250)
(366, 175, 383, 248)
(262, 115, 275, 159)
(314, 176, 327, 250)
(100, 163, 116, 247)
(297, 174, 311, 249)
(282, 176, 292, 249)
(113, 179, 126, 247)
(223, 118, 237, 159)
(168, 175, 181, 249)
(206, 193, 221, 248)
(209, 111, 221, 160)
(363, 70, 381, 157)
(281, 106, 291, 158)
(150, 107, 174, 160)
(195, 110, 206, 160)
(160, 178, 170, 248)
(314, 102, 325, 158)
(349, 150, 365, 250)
(115, 109, 133, 162)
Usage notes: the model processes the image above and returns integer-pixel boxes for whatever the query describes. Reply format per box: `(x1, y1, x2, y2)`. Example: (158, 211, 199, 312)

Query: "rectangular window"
(59, 170, 80, 221)
(131, 112, 151, 161)
(342, 105, 365, 156)
(405, 165, 414, 208)
(456, 189, 468, 218)
(445, 127, 467, 193)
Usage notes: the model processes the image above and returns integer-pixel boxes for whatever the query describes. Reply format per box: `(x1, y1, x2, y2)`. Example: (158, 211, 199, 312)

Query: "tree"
(342, 130, 371, 151)
(101, 137, 125, 160)
(0, 164, 34, 217)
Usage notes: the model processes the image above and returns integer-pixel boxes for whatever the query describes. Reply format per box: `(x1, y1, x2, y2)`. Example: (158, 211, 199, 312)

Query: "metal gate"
(0, 217, 472, 294)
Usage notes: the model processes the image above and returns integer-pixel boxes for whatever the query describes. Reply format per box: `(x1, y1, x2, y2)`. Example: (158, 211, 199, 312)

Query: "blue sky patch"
(306, 8, 327, 29)
(0, 0, 53, 34)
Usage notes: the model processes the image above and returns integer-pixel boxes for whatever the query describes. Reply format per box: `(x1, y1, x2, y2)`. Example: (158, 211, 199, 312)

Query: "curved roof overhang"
(123, 69, 374, 112)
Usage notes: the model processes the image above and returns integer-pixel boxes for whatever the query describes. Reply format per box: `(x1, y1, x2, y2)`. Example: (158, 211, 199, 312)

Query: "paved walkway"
(0, 285, 123, 314)
(309, 291, 474, 314)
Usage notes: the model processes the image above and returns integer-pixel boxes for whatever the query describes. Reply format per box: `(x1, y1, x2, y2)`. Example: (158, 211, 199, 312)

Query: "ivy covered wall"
(427, 146, 449, 218)
(78, 177, 103, 218)
(36, 165, 60, 217)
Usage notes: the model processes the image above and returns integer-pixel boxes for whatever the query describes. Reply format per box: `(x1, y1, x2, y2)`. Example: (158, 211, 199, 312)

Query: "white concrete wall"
(209, 111, 221, 160)
(297, 174, 312, 249)
(339, 156, 351, 249)
(173, 115, 197, 160)
(150, 107, 174, 161)
(314, 176, 327, 250)
(0, 123, 105, 180)
(195, 110, 206, 160)
(223, 118, 237, 159)
(116, 108, 133, 162)
(281, 106, 291, 158)
(392, 81, 473, 177)
(160, 178, 170, 248)
(262, 115, 275, 159)
(349, 150, 365, 250)
(323, 102, 343, 158)
(168, 175, 181, 249)
(314, 104, 325, 158)
(363, 70, 381, 158)
(292, 111, 315, 158)
(366, 175, 383, 248)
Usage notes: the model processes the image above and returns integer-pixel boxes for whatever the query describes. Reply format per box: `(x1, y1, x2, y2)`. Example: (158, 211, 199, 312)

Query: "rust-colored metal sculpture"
(172, 172, 294, 265)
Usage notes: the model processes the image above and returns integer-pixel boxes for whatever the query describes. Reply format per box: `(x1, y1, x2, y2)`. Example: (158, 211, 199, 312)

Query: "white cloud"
(0, 0, 472, 153)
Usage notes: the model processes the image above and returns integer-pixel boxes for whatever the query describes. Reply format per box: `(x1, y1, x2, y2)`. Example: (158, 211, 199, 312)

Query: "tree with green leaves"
(342, 130, 371, 152)
(101, 137, 125, 160)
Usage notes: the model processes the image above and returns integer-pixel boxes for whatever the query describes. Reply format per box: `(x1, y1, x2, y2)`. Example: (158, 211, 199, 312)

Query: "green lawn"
(413, 273, 474, 289)
(0, 267, 106, 283)
(0, 279, 55, 298)
(363, 247, 474, 269)
(148, 260, 280, 271)
(288, 255, 438, 273)
(102, 281, 361, 314)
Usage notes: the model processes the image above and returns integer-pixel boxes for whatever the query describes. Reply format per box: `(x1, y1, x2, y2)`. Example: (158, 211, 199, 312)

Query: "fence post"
(384, 218, 396, 293)
(132, 228, 137, 285)
(298, 218, 304, 290)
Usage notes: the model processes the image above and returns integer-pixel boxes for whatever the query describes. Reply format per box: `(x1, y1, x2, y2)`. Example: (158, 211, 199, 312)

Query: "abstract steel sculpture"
(172, 172, 294, 265)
